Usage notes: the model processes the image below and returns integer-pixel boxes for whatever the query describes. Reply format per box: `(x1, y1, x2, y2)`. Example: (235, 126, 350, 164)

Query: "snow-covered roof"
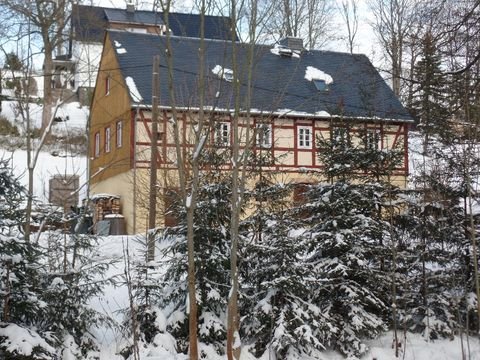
(108, 30, 413, 122)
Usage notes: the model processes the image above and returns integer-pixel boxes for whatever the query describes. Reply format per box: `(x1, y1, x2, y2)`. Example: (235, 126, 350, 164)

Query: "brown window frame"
(94, 132, 100, 158)
(105, 126, 111, 153)
(116, 120, 123, 148)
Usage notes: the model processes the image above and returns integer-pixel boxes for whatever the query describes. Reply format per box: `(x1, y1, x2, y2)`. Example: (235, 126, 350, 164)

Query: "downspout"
(133, 107, 139, 234)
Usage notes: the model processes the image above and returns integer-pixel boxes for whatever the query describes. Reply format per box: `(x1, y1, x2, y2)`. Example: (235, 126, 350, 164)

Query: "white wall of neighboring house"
(71, 41, 104, 90)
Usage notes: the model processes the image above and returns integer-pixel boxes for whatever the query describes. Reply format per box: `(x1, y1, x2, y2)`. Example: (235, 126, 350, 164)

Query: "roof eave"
(131, 103, 413, 123)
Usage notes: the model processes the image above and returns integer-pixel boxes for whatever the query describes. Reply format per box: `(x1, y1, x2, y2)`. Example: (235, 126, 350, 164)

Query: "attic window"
(305, 66, 333, 91)
(313, 79, 327, 91)
(212, 65, 234, 82)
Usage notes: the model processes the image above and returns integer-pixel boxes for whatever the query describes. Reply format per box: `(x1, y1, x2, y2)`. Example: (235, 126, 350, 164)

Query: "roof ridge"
(108, 30, 363, 58)
(74, 4, 232, 20)
(107, 28, 241, 44)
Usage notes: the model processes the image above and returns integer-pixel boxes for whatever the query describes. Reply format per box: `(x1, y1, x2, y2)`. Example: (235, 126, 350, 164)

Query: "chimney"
(279, 37, 303, 52)
(126, 0, 135, 13)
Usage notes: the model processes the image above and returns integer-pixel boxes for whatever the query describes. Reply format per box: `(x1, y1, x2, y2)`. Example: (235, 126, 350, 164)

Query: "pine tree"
(0, 159, 56, 359)
(0, 158, 25, 229)
(410, 32, 450, 145)
(159, 170, 232, 354)
(39, 233, 113, 356)
(299, 122, 404, 357)
(397, 143, 480, 338)
(240, 182, 332, 358)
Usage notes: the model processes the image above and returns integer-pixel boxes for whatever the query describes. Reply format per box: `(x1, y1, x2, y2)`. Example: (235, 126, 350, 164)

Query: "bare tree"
(261, 0, 334, 49)
(369, 0, 417, 96)
(155, 0, 217, 357)
(339, 0, 359, 54)
(0, 0, 71, 130)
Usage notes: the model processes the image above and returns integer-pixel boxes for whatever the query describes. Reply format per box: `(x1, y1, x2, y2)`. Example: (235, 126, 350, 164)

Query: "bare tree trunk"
(148, 55, 160, 262)
(226, 0, 259, 357)
(124, 240, 140, 360)
(369, 0, 416, 96)
(340, 0, 359, 54)
(157, 0, 211, 356)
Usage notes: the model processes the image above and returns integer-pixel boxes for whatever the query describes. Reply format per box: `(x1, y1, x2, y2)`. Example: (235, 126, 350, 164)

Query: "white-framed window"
(366, 129, 381, 150)
(116, 120, 123, 148)
(298, 126, 312, 149)
(215, 122, 230, 146)
(94, 132, 100, 157)
(256, 123, 272, 148)
(105, 126, 111, 153)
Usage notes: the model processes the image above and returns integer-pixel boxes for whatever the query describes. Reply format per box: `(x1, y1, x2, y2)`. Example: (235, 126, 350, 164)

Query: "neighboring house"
(68, 3, 235, 104)
(89, 29, 413, 234)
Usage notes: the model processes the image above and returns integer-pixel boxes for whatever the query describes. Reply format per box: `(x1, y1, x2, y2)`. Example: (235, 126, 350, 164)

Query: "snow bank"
(0, 148, 87, 205)
(0, 100, 88, 131)
(0, 324, 55, 357)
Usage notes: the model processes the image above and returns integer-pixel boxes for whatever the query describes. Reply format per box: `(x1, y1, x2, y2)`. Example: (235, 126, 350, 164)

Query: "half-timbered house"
(89, 30, 413, 234)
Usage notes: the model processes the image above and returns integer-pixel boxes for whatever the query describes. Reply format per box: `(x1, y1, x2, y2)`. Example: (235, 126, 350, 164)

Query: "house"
(67, 3, 235, 104)
(89, 29, 413, 234)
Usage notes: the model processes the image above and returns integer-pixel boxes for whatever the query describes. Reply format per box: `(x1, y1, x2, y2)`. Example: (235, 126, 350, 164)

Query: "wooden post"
(148, 55, 160, 262)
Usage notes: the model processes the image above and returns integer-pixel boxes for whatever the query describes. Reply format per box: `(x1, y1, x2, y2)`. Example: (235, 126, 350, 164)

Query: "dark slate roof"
(109, 30, 413, 122)
(104, 8, 164, 25)
(71, 4, 236, 43)
(71, 5, 108, 42)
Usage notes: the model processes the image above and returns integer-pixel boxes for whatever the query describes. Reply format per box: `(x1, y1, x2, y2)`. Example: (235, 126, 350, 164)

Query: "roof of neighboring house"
(71, 4, 236, 43)
(107, 30, 413, 122)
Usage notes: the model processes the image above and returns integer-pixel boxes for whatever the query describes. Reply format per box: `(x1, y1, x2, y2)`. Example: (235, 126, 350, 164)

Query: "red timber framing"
(129, 108, 409, 176)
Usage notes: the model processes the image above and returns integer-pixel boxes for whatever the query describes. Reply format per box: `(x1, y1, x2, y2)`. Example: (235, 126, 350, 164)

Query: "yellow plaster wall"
(89, 33, 132, 184)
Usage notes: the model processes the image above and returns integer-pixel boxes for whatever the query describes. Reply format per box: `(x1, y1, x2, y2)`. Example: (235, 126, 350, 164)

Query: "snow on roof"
(212, 65, 234, 82)
(90, 193, 120, 201)
(104, 214, 125, 218)
(114, 40, 127, 54)
(125, 76, 143, 102)
(270, 44, 300, 58)
(275, 108, 331, 117)
(304, 66, 333, 84)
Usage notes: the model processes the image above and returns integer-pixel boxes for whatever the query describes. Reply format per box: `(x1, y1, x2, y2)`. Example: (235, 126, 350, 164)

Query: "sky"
(0, 0, 383, 72)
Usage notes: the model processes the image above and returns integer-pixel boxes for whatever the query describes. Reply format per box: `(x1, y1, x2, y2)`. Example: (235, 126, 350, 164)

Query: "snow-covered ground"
(0, 147, 87, 206)
(0, 98, 89, 205)
(1, 95, 480, 358)
(1, 100, 89, 132)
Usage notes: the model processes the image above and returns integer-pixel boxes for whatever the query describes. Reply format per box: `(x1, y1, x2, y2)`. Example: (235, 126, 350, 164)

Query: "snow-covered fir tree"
(159, 168, 232, 355)
(241, 181, 330, 359)
(294, 123, 405, 357)
(397, 140, 480, 338)
(0, 159, 111, 358)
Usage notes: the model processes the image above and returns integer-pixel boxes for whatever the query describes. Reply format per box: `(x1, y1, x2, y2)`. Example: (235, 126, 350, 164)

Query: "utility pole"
(148, 55, 160, 262)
